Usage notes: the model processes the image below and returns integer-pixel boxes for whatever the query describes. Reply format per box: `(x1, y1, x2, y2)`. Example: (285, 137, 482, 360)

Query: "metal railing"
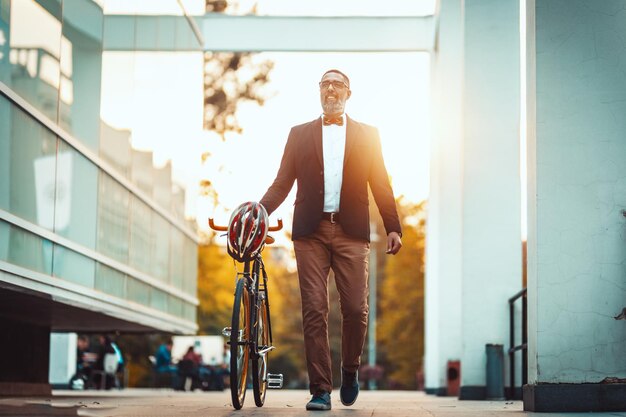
(507, 288, 527, 400)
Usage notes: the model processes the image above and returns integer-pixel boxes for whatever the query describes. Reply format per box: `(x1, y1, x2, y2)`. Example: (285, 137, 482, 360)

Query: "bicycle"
(209, 214, 284, 409)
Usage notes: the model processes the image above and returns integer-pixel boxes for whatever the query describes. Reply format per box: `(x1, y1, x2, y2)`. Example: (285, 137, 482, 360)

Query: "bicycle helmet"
(227, 201, 269, 262)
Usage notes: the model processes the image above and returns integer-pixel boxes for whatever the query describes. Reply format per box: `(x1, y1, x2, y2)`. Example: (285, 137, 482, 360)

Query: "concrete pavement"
(0, 389, 625, 417)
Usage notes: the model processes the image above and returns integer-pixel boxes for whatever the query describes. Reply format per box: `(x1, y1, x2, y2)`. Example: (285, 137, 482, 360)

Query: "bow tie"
(323, 115, 344, 126)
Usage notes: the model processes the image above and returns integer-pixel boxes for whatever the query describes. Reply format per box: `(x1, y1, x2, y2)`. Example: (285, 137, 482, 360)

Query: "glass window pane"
(182, 235, 197, 296)
(0, 221, 53, 275)
(153, 161, 171, 209)
(95, 262, 126, 299)
(127, 277, 150, 306)
(169, 225, 183, 290)
(183, 302, 195, 322)
(150, 287, 167, 312)
(52, 243, 95, 288)
(129, 195, 151, 274)
(0, 220, 7, 261)
(168, 295, 182, 317)
(5, 0, 61, 121)
(131, 149, 153, 195)
(0, 1, 11, 85)
(97, 172, 129, 262)
(99, 52, 134, 182)
(171, 183, 185, 221)
(60, 0, 104, 151)
(0, 96, 57, 229)
(0, 95, 11, 215)
(99, 120, 131, 179)
(55, 140, 98, 249)
(151, 212, 169, 282)
(100, 50, 194, 219)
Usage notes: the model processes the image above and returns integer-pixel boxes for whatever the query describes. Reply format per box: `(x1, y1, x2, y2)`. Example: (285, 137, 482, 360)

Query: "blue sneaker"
(306, 391, 332, 410)
(340, 368, 359, 406)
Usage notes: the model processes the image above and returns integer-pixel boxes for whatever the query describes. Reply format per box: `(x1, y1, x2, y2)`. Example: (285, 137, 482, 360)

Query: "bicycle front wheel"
(230, 278, 250, 409)
(252, 290, 270, 407)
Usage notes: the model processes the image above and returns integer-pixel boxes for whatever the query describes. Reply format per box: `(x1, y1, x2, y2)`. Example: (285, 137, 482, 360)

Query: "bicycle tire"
(230, 278, 250, 409)
(252, 289, 270, 407)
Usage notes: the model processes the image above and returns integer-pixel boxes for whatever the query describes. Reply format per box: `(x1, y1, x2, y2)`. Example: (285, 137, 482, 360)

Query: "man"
(260, 69, 402, 410)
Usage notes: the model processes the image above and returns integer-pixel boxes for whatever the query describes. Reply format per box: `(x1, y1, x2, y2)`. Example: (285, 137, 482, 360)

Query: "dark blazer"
(260, 115, 401, 242)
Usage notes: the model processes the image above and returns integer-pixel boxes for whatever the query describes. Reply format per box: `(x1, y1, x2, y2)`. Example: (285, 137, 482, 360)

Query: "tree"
(203, 52, 273, 138)
(197, 241, 238, 335)
(202, 1, 274, 139)
(377, 200, 426, 389)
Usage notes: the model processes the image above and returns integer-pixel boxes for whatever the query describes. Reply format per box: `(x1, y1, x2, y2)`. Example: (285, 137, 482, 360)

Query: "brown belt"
(322, 212, 340, 224)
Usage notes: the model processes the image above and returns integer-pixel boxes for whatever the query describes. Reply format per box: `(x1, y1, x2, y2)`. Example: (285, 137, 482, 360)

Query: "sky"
(99, 0, 434, 238)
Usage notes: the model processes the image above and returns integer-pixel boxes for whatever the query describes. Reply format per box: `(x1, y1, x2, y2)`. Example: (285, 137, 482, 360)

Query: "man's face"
(319, 72, 351, 116)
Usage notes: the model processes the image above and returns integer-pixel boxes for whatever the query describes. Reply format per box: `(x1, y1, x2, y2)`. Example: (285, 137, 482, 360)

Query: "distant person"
(182, 345, 202, 365)
(155, 339, 177, 372)
(259, 69, 402, 410)
(178, 345, 202, 391)
(76, 335, 92, 376)
(154, 338, 178, 388)
(110, 339, 125, 388)
(69, 335, 93, 389)
(94, 335, 116, 389)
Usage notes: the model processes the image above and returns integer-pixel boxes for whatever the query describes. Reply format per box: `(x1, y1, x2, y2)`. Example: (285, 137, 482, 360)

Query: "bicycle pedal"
(267, 373, 283, 389)
(222, 327, 231, 337)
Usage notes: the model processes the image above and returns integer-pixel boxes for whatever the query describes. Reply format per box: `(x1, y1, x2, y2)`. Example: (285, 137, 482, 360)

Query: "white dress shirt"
(322, 114, 346, 212)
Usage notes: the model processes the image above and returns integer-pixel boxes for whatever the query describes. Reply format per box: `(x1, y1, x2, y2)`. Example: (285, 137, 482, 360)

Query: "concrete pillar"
(49, 333, 77, 388)
(524, 0, 626, 411)
(425, 0, 463, 395)
(459, 0, 522, 399)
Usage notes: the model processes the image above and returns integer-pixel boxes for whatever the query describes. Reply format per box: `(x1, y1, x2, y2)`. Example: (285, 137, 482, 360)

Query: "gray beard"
(322, 101, 344, 115)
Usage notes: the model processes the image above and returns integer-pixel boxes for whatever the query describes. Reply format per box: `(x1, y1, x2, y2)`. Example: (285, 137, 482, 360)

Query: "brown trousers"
(293, 219, 370, 394)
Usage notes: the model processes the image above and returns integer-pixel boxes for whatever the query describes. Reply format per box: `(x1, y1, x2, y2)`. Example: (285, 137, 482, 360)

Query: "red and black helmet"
(227, 202, 269, 262)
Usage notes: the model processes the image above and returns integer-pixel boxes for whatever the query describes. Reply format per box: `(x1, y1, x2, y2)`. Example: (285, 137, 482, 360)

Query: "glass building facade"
(0, 0, 199, 345)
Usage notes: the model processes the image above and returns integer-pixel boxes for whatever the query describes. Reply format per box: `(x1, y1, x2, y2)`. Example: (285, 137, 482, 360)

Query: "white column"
(425, 0, 464, 395)
(459, 0, 522, 399)
(49, 332, 77, 386)
(525, 0, 626, 411)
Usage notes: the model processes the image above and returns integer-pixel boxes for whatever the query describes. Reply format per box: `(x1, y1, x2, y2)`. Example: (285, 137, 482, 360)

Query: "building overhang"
(0, 268, 198, 334)
(103, 14, 435, 52)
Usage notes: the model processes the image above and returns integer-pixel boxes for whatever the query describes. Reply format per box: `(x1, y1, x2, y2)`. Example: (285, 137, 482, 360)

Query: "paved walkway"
(0, 389, 625, 417)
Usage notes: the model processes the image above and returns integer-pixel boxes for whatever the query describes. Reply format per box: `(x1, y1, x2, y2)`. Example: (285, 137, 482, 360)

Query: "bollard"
(485, 344, 505, 400)
(446, 360, 461, 397)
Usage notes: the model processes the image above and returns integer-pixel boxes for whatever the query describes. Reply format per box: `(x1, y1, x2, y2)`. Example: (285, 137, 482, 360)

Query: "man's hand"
(385, 232, 402, 255)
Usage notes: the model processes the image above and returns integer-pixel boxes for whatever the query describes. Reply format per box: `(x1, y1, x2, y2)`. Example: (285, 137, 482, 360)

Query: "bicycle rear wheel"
(252, 290, 270, 407)
(230, 278, 250, 409)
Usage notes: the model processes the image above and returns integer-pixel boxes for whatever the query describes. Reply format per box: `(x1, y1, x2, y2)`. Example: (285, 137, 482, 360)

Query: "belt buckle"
(330, 212, 337, 224)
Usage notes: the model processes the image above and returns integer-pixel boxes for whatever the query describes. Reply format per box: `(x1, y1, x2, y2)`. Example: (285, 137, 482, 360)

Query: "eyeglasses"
(319, 80, 348, 90)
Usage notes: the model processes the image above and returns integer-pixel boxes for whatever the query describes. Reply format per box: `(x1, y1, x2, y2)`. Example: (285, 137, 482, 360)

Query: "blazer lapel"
(343, 115, 357, 165)
(313, 117, 323, 167)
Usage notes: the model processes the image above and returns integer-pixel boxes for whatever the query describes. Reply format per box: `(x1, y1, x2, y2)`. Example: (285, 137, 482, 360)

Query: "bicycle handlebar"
(208, 218, 227, 232)
(208, 218, 283, 232)
(268, 219, 283, 232)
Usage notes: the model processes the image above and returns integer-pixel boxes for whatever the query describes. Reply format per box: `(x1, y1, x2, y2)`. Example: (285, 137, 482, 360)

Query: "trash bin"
(485, 344, 505, 400)
(446, 360, 461, 396)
